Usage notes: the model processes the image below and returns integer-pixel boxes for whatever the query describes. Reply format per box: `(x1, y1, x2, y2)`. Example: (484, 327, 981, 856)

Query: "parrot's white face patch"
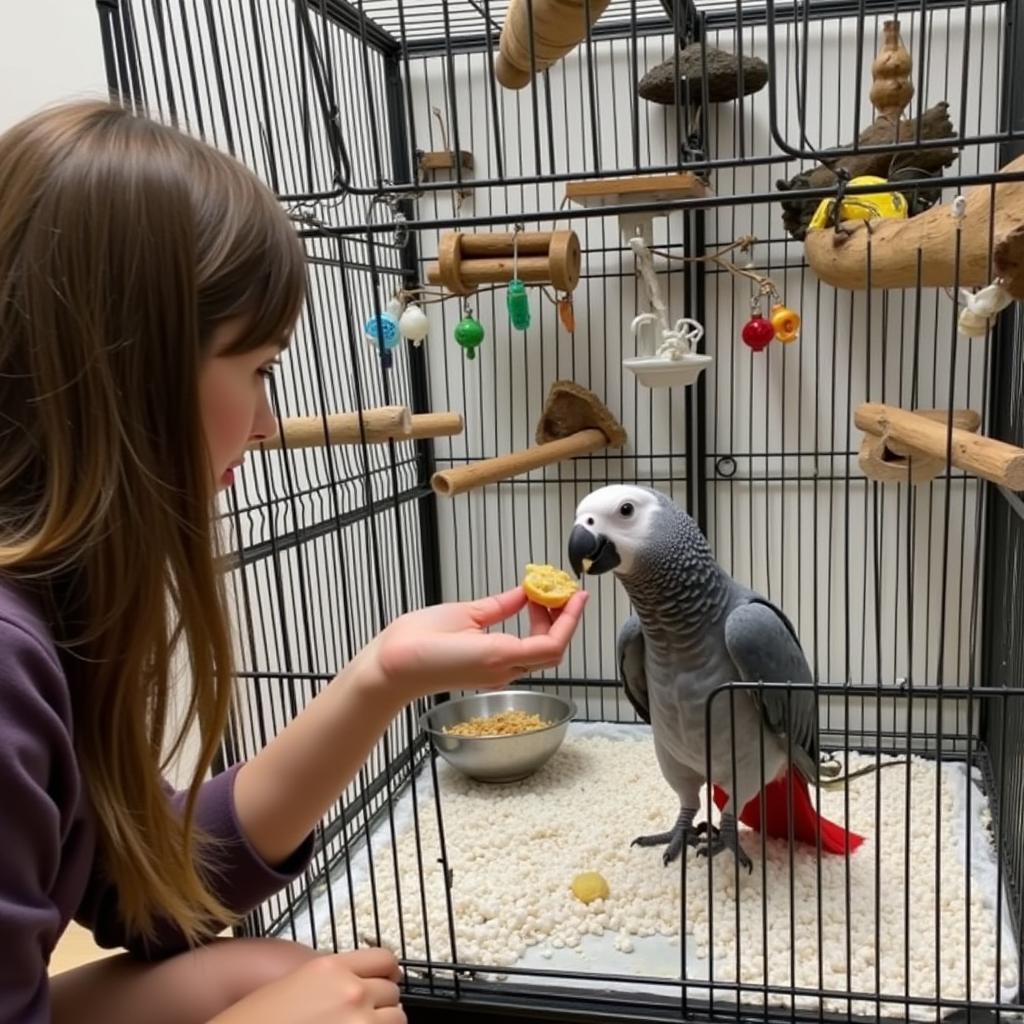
(573, 485, 661, 576)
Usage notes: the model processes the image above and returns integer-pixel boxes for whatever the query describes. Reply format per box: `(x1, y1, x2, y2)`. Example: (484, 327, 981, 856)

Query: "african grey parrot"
(567, 484, 862, 871)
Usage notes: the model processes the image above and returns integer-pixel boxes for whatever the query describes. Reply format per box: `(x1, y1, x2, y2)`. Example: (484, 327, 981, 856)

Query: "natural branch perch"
(252, 408, 463, 450)
(855, 402, 1024, 490)
(806, 153, 1024, 298)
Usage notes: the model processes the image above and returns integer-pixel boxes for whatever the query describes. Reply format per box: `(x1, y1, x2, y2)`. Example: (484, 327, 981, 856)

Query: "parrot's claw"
(631, 816, 709, 865)
(694, 816, 752, 874)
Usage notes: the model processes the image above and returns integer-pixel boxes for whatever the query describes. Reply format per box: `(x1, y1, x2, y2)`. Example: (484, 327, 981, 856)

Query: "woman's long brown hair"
(0, 101, 306, 942)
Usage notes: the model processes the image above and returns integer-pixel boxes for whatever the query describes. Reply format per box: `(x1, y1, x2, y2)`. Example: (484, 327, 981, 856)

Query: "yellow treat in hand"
(571, 871, 610, 905)
(522, 563, 580, 609)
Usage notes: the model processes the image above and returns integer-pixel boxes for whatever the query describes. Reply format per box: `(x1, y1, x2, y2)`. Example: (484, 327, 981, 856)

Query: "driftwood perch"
(856, 403, 1024, 490)
(253, 408, 464, 450)
(431, 381, 626, 497)
(806, 153, 1024, 299)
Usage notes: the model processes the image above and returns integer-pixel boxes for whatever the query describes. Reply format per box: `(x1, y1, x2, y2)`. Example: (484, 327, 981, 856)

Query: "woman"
(0, 100, 587, 1024)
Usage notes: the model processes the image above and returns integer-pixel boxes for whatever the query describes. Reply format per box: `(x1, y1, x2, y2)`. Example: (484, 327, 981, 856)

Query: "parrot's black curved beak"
(568, 525, 620, 577)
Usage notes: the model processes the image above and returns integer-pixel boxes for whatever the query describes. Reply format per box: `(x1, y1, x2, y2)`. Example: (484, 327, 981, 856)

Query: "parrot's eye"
(619, 502, 635, 518)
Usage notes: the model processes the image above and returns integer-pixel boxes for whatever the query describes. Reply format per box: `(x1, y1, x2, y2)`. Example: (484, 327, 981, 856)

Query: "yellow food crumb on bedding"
(443, 710, 552, 737)
(571, 871, 610, 904)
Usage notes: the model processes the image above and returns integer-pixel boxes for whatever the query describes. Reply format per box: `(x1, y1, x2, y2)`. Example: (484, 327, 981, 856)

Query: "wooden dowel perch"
(806, 153, 1024, 299)
(495, 0, 613, 90)
(432, 380, 626, 497)
(432, 429, 610, 496)
(408, 412, 465, 440)
(253, 408, 463, 450)
(856, 403, 1024, 490)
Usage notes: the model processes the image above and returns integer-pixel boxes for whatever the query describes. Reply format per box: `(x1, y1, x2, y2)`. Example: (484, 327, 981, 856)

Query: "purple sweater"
(0, 579, 314, 1022)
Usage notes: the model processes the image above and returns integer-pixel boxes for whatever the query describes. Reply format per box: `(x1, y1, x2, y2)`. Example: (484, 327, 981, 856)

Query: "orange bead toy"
(771, 304, 801, 343)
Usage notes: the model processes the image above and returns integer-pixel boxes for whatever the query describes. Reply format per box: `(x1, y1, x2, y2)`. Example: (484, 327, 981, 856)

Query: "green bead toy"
(454, 314, 485, 359)
(507, 278, 531, 330)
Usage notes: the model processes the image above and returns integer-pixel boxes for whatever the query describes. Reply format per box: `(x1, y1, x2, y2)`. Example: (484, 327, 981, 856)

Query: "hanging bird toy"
(454, 305, 485, 359)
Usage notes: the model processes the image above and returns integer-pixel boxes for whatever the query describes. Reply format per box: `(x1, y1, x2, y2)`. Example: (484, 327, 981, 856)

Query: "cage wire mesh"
(97, 0, 1024, 1020)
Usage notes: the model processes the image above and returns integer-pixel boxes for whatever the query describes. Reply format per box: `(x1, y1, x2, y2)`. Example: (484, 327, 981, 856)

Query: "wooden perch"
(419, 150, 474, 173)
(432, 429, 611, 497)
(252, 408, 463, 450)
(495, 0, 613, 90)
(856, 403, 1024, 490)
(806, 153, 1024, 299)
(858, 409, 980, 484)
(432, 381, 625, 497)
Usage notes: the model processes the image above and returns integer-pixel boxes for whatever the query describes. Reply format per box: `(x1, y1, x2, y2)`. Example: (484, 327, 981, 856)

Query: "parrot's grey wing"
(723, 599, 818, 768)
(617, 614, 650, 725)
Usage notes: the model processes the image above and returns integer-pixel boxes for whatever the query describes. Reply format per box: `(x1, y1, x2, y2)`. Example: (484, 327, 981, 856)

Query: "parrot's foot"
(695, 814, 752, 874)
(631, 814, 712, 866)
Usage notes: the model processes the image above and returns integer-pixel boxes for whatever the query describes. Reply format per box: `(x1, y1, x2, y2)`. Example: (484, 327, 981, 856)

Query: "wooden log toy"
(495, 0, 613, 90)
(426, 230, 581, 296)
(855, 403, 1024, 490)
(806, 152, 1024, 299)
(431, 380, 626, 497)
(252, 408, 464, 450)
(857, 409, 980, 484)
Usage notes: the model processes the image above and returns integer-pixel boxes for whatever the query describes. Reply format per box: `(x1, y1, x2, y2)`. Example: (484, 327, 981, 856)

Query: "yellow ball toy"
(808, 175, 908, 232)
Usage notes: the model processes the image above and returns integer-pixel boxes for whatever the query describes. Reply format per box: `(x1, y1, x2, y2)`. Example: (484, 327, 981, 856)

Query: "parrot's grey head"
(568, 484, 670, 578)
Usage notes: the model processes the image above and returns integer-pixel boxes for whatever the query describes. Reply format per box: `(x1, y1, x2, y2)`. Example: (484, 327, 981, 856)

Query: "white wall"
(0, 0, 109, 131)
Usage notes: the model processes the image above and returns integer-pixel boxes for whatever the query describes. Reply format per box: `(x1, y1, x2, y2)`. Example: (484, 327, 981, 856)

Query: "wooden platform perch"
(252, 408, 463, 450)
(565, 172, 709, 208)
(855, 403, 1024, 490)
(806, 154, 1024, 299)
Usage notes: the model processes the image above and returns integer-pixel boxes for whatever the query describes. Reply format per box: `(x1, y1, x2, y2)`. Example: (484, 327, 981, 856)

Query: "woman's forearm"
(231, 645, 407, 866)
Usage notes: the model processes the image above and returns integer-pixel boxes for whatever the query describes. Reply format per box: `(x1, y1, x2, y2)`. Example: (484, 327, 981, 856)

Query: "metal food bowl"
(418, 690, 576, 783)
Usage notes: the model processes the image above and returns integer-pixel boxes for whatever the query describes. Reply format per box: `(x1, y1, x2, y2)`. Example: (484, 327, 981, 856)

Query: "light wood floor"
(49, 922, 115, 974)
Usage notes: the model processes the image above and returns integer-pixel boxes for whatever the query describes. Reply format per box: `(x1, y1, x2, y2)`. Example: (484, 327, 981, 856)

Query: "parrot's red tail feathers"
(711, 774, 863, 854)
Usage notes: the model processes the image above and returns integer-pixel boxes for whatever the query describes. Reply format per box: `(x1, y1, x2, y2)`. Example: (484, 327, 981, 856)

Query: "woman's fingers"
(338, 948, 401, 982)
(359, 978, 402, 1008)
(527, 600, 554, 635)
(466, 587, 528, 627)
(488, 591, 588, 671)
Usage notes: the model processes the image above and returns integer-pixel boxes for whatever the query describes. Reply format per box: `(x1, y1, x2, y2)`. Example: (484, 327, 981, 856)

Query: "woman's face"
(199, 320, 281, 491)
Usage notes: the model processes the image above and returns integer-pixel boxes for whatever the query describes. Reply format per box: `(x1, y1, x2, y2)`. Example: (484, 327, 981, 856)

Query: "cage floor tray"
(298, 724, 1019, 1019)
(623, 354, 713, 388)
(565, 172, 710, 208)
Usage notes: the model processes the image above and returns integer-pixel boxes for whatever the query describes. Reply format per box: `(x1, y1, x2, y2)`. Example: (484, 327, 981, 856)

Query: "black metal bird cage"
(98, 0, 1024, 1021)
